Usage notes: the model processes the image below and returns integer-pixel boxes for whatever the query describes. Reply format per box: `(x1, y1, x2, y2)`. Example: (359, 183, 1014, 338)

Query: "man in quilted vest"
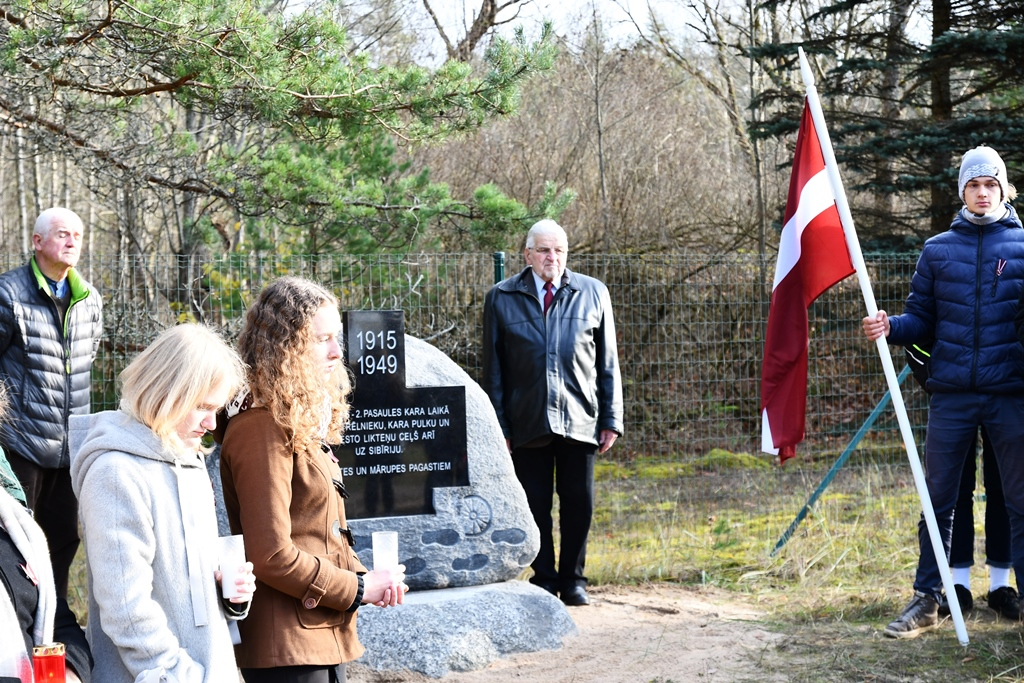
(0, 207, 103, 598)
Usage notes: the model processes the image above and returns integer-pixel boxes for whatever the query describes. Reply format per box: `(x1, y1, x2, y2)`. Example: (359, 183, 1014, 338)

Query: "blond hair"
(119, 324, 245, 453)
(237, 277, 351, 450)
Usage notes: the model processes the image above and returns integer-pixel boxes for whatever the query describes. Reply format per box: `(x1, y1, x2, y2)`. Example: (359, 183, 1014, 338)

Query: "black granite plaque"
(334, 310, 469, 518)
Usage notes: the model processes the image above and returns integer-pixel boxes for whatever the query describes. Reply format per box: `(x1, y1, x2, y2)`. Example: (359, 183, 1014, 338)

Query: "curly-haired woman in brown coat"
(219, 277, 406, 683)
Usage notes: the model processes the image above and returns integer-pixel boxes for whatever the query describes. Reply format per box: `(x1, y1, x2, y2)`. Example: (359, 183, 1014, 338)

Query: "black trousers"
(512, 436, 595, 591)
(242, 664, 346, 683)
(7, 452, 79, 599)
(949, 427, 1011, 568)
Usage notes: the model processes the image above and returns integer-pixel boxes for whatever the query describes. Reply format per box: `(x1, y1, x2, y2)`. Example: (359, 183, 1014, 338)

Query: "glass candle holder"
(32, 643, 65, 683)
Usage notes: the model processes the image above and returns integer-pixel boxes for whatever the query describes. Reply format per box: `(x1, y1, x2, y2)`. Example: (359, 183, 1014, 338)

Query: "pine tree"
(753, 0, 1024, 245)
(0, 0, 558, 255)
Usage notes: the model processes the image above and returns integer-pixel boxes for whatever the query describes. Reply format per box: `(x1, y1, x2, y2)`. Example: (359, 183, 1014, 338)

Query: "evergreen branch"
(0, 94, 232, 199)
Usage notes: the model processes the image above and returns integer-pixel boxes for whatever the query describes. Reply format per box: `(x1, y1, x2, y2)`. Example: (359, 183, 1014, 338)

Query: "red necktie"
(543, 282, 554, 315)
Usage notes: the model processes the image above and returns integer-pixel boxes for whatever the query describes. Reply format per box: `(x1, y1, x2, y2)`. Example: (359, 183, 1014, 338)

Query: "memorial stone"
(340, 311, 538, 590)
(336, 310, 469, 518)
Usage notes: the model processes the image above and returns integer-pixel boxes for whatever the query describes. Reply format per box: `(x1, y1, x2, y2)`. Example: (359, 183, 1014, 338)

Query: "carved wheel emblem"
(458, 495, 492, 536)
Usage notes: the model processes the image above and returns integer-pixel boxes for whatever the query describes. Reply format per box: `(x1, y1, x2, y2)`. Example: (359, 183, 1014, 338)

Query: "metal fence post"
(493, 251, 505, 284)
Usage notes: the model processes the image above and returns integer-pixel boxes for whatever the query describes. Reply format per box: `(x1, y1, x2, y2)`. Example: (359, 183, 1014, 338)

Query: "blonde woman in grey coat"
(70, 325, 255, 683)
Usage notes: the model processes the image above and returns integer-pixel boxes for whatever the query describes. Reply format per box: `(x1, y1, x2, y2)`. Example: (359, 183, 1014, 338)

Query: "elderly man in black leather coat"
(483, 219, 623, 606)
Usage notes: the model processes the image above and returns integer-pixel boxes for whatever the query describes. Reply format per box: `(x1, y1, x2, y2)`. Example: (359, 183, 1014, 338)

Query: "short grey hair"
(525, 219, 568, 249)
(34, 207, 84, 238)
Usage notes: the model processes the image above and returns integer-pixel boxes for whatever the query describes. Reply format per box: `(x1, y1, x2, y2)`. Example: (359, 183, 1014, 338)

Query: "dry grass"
(585, 461, 1024, 681)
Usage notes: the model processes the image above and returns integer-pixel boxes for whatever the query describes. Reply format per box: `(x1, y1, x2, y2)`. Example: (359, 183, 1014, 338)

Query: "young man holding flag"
(862, 146, 1024, 638)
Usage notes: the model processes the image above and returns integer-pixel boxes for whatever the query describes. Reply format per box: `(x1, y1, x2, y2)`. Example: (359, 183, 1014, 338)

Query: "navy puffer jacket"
(887, 205, 1024, 394)
(0, 259, 103, 468)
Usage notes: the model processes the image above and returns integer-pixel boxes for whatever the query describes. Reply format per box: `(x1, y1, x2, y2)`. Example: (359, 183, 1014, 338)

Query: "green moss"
(692, 448, 772, 471)
(636, 462, 694, 478)
(594, 461, 631, 481)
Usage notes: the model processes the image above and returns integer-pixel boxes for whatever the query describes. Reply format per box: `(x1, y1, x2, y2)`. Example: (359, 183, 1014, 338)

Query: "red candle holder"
(31, 643, 65, 683)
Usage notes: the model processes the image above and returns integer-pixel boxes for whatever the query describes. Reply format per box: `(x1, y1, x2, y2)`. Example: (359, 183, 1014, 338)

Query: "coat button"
(332, 520, 342, 537)
(304, 598, 317, 609)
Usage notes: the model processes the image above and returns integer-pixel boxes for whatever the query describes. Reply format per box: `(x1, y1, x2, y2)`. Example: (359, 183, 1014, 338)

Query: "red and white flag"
(761, 101, 855, 463)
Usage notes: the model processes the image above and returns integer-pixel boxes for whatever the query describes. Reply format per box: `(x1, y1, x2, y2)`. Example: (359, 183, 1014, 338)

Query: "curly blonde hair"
(237, 277, 351, 449)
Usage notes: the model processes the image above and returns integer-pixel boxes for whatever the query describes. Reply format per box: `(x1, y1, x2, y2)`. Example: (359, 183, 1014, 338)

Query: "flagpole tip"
(798, 47, 815, 90)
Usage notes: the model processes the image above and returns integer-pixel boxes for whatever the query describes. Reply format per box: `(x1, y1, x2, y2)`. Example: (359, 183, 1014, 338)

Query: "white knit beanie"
(959, 146, 1008, 203)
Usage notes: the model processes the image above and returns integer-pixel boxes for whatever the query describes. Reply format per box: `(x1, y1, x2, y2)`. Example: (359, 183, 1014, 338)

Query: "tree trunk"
(748, 0, 769, 315)
(0, 133, 7, 248)
(15, 129, 30, 254)
(591, 13, 612, 253)
(874, 0, 913, 220)
(30, 130, 42, 218)
(49, 154, 57, 208)
(929, 0, 953, 235)
(61, 156, 70, 207)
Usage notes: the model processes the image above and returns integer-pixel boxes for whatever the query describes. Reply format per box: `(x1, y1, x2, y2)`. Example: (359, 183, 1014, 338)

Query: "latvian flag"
(761, 101, 855, 463)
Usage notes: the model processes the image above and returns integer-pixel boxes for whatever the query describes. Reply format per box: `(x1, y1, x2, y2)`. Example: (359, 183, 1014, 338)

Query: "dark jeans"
(915, 393, 1024, 597)
(7, 452, 79, 599)
(512, 436, 595, 591)
(948, 426, 1011, 569)
(242, 664, 346, 683)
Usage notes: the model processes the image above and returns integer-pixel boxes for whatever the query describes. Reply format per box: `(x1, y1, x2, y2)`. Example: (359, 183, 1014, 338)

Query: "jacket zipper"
(43, 290, 74, 466)
(971, 231, 983, 391)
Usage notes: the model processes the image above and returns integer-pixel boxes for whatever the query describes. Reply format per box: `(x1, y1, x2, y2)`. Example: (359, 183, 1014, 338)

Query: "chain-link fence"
(1, 251, 928, 546)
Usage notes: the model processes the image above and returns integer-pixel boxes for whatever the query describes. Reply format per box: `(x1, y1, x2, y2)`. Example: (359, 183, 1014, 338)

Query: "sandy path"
(349, 584, 788, 683)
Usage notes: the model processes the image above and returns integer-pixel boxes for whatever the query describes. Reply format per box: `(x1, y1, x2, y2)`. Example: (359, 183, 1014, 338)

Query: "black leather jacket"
(483, 267, 623, 450)
(0, 259, 103, 468)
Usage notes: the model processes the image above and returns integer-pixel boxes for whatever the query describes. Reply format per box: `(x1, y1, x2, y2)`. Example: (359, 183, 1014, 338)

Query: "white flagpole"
(797, 47, 968, 646)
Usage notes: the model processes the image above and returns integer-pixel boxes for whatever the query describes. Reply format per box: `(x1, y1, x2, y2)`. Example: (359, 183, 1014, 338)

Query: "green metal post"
(771, 364, 912, 556)
(493, 251, 505, 284)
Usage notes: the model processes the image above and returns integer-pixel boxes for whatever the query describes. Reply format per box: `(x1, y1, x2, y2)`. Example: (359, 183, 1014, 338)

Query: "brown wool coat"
(220, 407, 367, 668)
